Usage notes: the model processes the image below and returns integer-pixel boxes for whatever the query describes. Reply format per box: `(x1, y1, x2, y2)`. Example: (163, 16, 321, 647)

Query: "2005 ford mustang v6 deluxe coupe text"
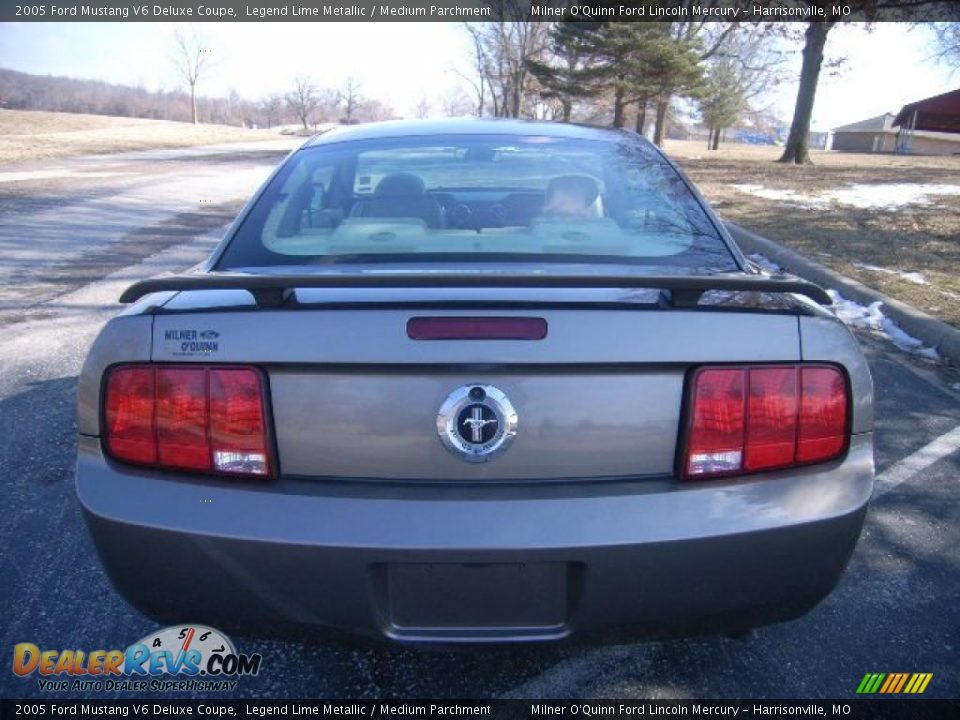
(76, 120, 873, 644)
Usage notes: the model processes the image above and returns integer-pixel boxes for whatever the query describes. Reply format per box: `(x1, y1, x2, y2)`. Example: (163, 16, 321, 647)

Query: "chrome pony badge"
(437, 385, 518, 463)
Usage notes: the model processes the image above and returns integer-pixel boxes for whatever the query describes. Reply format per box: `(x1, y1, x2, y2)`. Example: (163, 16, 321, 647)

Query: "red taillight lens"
(103, 364, 272, 478)
(797, 367, 848, 463)
(744, 367, 798, 472)
(683, 364, 847, 480)
(156, 368, 210, 471)
(104, 367, 157, 465)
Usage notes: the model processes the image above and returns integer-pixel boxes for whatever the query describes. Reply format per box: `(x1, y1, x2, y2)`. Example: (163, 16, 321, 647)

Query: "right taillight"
(103, 364, 273, 478)
(682, 364, 847, 480)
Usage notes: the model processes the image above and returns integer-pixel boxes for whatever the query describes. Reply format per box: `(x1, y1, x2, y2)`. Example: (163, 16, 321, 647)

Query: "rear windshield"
(216, 133, 737, 272)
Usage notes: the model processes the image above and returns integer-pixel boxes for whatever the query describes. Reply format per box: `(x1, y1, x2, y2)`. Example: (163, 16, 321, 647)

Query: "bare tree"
(462, 14, 551, 118)
(172, 29, 211, 125)
(933, 22, 960, 70)
(441, 87, 476, 117)
(414, 96, 431, 119)
(286, 76, 319, 130)
(315, 88, 343, 124)
(456, 23, 491, 116)
(356, 98, 395, 123)
(0, 72, 12, 109)
(341, 77, 362, 124)
(259, 94, 284, 129)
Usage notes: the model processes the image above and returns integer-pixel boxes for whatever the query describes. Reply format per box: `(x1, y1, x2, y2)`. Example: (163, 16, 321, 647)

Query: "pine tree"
(528, 20, 704, 142)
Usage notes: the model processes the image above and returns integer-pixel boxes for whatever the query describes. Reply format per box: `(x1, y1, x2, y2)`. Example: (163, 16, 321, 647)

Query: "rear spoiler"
(119, 271, 832, 308)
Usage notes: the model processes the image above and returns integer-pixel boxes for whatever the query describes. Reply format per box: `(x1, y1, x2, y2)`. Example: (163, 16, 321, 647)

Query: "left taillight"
(103, 364, 273, 478)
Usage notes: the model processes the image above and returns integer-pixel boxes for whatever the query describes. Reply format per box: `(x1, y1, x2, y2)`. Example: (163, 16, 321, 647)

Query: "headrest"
(375, 172, 426, 197)
(546, 175, 600, 204)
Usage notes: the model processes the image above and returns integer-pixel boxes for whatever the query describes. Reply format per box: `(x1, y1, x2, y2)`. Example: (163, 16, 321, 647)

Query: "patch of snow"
(853, 263, 928, 285)
(746, 253, 782, 274)
(827, 289, 939, 360)
(732, 182, 960, 211)
(731, 184, 827, 207)
(826, 183, 960, 209)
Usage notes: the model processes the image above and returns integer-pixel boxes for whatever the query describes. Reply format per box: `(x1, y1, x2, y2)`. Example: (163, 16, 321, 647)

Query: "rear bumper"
(77, 434, 873, 644)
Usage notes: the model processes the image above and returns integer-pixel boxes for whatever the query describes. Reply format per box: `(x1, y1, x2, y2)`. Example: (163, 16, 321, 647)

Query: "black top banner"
(3, 0, 959, 23)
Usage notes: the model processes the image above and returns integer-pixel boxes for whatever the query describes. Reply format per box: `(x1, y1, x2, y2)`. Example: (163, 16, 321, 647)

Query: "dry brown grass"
(665, 139, 960, 328)
(0, 109, 273, 164)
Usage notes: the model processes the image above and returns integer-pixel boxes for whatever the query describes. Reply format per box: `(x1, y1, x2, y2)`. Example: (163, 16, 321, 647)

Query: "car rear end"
(76, 123, 873, 643)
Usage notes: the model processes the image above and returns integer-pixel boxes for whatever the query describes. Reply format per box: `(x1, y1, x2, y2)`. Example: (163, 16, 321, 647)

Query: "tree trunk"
(635, 99, 647, 136)
(190, 85, 198, 125)
(612, 84, 625, 128)
(779, 22, 833, 164)
(561, 98, 572, 123)
(711, 128, 721, 151)
(653, 99, 668, 146)
(707, 128, 714, 150)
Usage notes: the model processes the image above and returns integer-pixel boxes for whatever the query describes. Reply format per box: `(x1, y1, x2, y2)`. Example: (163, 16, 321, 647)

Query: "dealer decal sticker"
(165, 328, 220, 356)
(12, 624, 262, 692)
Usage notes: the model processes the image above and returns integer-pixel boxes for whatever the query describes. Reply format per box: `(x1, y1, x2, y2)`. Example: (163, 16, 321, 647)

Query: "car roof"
(301, 118, 642, 147)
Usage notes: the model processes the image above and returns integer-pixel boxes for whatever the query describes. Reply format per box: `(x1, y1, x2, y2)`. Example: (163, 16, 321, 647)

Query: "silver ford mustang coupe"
(77, 120, 873, 644)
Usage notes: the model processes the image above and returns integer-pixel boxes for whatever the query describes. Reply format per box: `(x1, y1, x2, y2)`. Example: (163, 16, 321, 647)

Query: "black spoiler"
(119, 271, 832, 308)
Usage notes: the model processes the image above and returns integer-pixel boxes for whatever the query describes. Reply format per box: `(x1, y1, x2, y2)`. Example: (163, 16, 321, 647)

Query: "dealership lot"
(0, 146, 957, 700)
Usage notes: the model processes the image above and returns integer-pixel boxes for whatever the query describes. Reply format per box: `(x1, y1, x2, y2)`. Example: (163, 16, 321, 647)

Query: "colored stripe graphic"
(879, 674, 896, 693)
(856, 673, 885, 694)
(857, 673, 932, 694)
(906, 673, 934, 694)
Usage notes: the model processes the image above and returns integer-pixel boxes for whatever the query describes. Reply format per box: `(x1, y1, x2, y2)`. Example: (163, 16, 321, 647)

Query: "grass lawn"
(666, 139, 960, 329)
(0, 109, 274, 164)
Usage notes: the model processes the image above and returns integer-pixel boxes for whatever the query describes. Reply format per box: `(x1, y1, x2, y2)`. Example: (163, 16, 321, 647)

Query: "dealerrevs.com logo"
(12, 625, 262, 692)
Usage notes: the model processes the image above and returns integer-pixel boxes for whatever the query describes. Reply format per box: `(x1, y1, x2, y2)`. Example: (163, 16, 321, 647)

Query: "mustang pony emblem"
(437, 385, 518, 463)
(462, 408, 499, 443)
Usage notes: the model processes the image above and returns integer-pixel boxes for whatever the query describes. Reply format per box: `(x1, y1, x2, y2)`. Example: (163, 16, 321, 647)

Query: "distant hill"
(0, 67, 396, 130)
(0, 67, 262, 128)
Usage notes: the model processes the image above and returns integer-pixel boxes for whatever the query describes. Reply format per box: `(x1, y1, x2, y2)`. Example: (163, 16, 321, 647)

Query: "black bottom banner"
(1, 700, 958, 720)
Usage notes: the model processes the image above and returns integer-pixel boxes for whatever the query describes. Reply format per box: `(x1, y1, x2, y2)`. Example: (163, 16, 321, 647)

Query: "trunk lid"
(151, 288, 800, 481)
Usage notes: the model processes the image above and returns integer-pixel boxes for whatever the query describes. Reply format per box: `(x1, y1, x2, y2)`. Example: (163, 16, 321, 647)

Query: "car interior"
(253, 141, 715, 262)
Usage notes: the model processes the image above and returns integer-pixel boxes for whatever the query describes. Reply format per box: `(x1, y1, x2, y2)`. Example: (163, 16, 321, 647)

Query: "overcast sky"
(0, 21, 953, 130)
